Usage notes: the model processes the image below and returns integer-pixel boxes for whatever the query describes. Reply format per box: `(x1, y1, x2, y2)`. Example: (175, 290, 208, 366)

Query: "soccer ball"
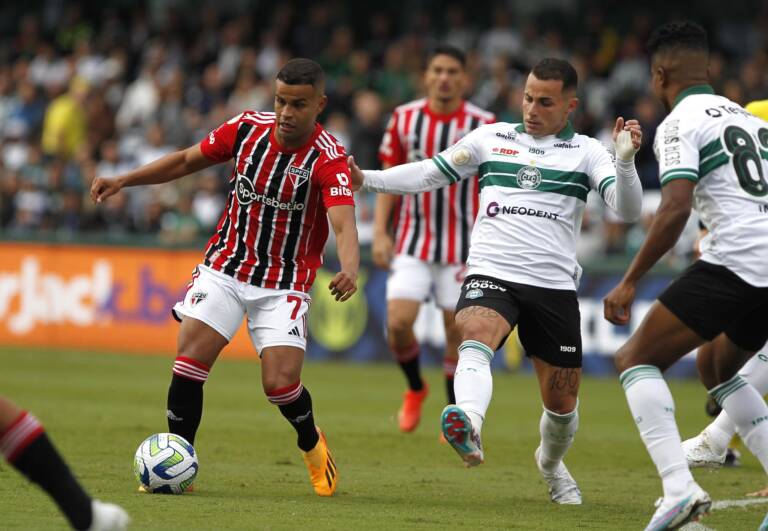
(133, 433, 198, 494)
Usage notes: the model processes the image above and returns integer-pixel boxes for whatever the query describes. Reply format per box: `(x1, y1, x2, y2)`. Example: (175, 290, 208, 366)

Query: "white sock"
(710, 374, 768, 473)
(538, 404, 579, 473)
(703, 353, 768, 452)
(620, 365, 693, 499)
(454, 340, 494, 433)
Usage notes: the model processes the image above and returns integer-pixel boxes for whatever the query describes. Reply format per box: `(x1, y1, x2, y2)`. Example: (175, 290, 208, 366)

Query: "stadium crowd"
(0, 1, 766, 264)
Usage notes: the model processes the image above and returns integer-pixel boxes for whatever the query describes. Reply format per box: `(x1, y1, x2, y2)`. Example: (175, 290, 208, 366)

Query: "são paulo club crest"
(286, 165, 310, 188)
(516, 166, 542, 190)
(189, 291, 207, 306)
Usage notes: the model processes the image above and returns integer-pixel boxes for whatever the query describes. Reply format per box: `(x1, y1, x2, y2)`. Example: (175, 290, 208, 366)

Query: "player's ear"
(317, 93, 328, 114)
(567, 95, 579, 114)
(656, 66, 668, 88)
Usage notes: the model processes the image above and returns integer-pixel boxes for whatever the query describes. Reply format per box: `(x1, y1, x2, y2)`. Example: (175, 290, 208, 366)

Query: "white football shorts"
(386, 254, 466, 310)
(172, 265, 310, 352)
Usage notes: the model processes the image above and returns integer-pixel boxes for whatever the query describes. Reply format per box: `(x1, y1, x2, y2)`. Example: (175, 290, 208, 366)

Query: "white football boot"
(534, 446, 582, 504)
(644, 483, 711, 531)
(88, 500, 130, 531)
(682, 431, 727, 469)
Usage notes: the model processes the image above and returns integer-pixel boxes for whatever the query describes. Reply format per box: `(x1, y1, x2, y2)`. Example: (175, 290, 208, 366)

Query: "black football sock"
(268, 382, 319, 451)
(394, 342, 423, 391)
(2, 414, 93, 531)
(167, 357, 210, 445)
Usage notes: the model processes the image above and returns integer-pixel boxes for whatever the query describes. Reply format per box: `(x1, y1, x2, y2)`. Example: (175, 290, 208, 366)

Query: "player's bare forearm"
(328, 205, 359, 301)
(621, 181, 694, 284)
(118, 145, 214, 189)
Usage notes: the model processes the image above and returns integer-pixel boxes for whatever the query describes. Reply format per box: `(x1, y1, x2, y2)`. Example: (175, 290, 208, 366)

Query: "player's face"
(424, 54, 466, 104)
(522, 74, 578, 137)
(274, 80, 327, 145)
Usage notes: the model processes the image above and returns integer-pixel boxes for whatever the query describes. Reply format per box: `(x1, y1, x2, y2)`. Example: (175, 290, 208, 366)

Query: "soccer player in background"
(604, 22, 768, 529)
(0, 396, 130, 530)
(375, 45, 494, 433)
(90, 59, 358, 497)
(351, 57, 643, 504)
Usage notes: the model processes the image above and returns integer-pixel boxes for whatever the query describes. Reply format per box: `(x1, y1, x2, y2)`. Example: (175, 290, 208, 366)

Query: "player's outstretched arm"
(90, 144, 216, 203)
(602, 117, 643, 222)
(603, 179, 694, 325)
(348, 155, 451, 195)
(327, 204, 359, 302)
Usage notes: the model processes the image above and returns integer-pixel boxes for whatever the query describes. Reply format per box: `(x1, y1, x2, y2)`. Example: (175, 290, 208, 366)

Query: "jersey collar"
(270, 122, 322, 153)
(672, 84, 715, 109)
(514, 120, 575, 140)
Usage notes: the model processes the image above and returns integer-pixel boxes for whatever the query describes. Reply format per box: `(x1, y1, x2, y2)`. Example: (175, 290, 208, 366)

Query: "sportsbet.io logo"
(516, 166, 542, 190)
(236, 174, 305, 211)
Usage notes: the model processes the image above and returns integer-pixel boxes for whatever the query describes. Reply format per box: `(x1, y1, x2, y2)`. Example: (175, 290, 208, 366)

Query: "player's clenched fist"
(90, 177, 122, 204)
(603, 281, 636, 326)
(329, 271, 358, 302)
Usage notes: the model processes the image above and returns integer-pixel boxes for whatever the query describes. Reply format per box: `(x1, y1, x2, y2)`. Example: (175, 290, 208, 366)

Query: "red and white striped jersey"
(199, 111, 354, 293)
(379, 99, 494, 264)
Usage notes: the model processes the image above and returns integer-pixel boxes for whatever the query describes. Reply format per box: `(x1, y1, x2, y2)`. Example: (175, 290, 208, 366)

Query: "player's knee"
(262, 368, 302, 394)
(387, 313, 415, 340)
(613, 344, 637, 373)
(177, 341, 207, 365)
(457, 323, 496, 351)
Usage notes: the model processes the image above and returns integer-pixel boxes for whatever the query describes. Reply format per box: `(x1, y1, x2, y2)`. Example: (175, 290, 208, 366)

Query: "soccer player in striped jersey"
(351, 58, 643, 504)
(90, 59, 358, 497)
(604, 22, 768, 528)
(376, 45, 494, 433)
(0, 396, 129, 530)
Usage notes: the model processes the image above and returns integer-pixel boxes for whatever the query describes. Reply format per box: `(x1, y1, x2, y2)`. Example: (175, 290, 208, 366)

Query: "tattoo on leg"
(456, 306, 501, 322)
(548, 368, 579, 391)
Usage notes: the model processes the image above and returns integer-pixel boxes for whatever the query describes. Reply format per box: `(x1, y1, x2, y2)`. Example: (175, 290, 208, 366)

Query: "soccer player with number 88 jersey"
(90, 59, 357, 497)
(604, 21, 768, 529)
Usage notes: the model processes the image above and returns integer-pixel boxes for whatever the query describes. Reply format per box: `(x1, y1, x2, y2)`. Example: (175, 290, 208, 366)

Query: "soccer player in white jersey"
(603, 22, 768, 529)
(350, 57, 643, 504)
(683, 100, 768, 487)
(376, 46, 494, 433)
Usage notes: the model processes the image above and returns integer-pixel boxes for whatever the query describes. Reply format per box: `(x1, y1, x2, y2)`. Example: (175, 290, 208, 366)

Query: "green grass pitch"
(1, 347, 766, 530)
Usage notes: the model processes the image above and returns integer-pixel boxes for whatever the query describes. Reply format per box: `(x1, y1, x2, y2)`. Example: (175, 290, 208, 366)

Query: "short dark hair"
(647, 21, 708, 57)
(276, 58, 325, 87)
(530, 58, 578, 92)
(427, 45, 466, 68)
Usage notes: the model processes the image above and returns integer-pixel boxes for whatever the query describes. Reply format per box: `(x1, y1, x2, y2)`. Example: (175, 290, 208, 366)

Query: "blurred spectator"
(41, 76, 89, 159)
(191, 171, 225, 232)
(160, 192, 201, 244)
(0, 0, 765, 267)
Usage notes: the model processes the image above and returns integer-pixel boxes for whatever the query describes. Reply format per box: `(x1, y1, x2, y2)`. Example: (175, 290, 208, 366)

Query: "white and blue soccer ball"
(133, 433, 198, 494)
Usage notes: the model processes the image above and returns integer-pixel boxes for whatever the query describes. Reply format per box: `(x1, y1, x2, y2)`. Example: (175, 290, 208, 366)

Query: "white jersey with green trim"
(654, 84, 768, 287)
(432, 121, 618, 290)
